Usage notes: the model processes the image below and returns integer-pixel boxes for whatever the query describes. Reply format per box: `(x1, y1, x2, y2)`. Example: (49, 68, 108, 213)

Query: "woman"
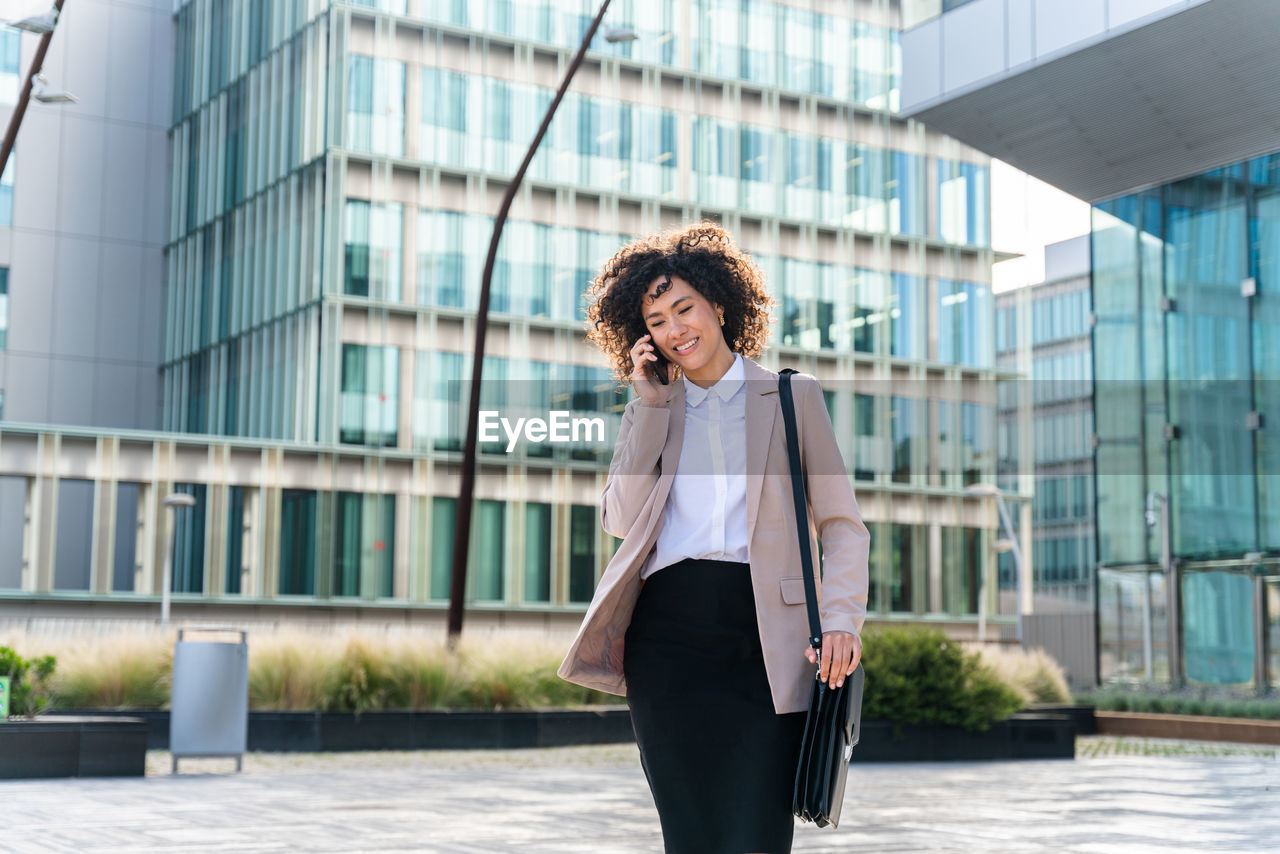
(558, 223, 869, 854)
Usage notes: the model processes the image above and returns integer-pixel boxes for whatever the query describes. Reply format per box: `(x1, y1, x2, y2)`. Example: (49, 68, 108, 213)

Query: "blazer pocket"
(779, 577, 806, 605)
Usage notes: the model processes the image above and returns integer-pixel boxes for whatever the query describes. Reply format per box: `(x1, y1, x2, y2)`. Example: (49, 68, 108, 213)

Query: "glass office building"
(1093, 153, 1280, 689)
(996, 238, 1094, 610)
(16, 0, 1008, 634)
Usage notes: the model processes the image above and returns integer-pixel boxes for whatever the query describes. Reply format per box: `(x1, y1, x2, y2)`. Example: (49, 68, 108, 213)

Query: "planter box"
(1030, 704, 1097, 735)
(853, 713, 1076, 762)
(0, 717, 148, 779)
(1096, 711, 1280, 745)
(48, 707, 637, 753)
(43, 708, 1076, 761)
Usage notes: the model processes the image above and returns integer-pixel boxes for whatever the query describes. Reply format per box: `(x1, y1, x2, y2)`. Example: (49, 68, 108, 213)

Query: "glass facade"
(996, 250, 1095, 614)
(0, 26, 17, 105)
(133, 0, 1003, 623)
(1093, 150, 1280, 688)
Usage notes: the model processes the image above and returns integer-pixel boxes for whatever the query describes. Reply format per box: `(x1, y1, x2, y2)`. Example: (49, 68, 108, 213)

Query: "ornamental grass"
(4, 629, 615, 712)
(963, 641, 1073, 706)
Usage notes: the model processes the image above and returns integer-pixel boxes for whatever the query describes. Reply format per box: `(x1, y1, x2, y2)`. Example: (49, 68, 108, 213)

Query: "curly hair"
(585, 222, 775, 386)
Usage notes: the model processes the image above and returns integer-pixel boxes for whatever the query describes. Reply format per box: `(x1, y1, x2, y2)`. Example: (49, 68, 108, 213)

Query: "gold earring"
(719, 314, 725, 326)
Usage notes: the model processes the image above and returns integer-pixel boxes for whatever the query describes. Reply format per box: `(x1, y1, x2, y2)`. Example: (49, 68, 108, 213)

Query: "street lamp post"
(967, 483, 1025, 645)
(979, 536, 1015, 642)
(161, 492, 197, 629)
(446, 1, 635, 645)
(0, 1, 68, 180)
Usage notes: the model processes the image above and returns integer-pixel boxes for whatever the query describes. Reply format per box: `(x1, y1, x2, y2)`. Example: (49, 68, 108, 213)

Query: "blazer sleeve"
(796, 374, 870, 639)
(599, 398, 670, 540)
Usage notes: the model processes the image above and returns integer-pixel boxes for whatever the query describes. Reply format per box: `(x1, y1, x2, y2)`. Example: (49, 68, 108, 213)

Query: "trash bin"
(170, 627, 248, 773)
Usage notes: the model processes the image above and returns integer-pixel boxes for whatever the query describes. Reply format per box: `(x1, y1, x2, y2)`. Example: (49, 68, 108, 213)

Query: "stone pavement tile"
(0, 746, 1277, 853)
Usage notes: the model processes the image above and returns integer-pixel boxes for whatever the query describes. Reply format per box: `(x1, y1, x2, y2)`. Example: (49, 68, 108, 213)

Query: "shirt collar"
(684, 352, 745, 406)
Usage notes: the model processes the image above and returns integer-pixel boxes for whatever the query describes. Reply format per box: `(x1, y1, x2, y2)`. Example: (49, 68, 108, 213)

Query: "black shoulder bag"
(778, 368, 864, 829)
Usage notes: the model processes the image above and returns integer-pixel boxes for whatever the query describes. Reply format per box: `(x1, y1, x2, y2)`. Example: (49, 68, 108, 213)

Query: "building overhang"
(901, 0, 1280, 202)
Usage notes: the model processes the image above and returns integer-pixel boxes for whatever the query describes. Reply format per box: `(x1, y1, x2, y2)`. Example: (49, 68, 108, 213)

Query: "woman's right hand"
(629, 334, 667, 407)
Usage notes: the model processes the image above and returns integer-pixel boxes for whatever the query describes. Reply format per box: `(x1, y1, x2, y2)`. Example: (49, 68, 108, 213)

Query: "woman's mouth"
(673, 337, 700, 357)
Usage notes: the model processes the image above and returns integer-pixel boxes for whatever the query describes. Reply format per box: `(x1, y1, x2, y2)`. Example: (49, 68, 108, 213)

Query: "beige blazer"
(558, 356, 870, 714)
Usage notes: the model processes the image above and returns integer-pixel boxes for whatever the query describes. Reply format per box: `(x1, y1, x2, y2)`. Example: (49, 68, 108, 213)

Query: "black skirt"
(624, 558, 806, 854)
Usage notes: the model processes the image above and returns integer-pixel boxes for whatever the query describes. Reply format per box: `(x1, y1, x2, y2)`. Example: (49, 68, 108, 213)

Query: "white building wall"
(0, 0, 171, 431)
(902, 0, 1207, 113)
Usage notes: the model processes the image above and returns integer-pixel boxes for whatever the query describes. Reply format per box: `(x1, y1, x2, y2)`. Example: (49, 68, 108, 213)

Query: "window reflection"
(344, 200, 403, 301)
(346, 55, 404, 157)
(339, 344, 398, 447)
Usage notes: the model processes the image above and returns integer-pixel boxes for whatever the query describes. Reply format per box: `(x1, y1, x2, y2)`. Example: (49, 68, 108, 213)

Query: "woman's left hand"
(804, 631, 862, 689)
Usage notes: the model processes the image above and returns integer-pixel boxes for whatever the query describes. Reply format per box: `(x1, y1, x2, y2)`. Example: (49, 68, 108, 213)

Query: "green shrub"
(862, 627, 1024, 732)
(0, 646, 57, 716)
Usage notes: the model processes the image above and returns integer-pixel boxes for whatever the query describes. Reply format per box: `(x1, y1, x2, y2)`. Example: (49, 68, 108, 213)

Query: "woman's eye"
(679, 306, 692, 314)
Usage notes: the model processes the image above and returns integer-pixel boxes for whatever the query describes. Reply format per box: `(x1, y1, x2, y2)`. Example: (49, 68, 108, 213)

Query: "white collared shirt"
(642, 352, 751, 579)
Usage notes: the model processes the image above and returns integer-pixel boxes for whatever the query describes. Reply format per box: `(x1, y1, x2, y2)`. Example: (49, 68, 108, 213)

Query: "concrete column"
(241, 488, 262, 597)
(204, 445, 230, 597)
(28, 434, 60, 593)
(409, 458, 432, 602)
(398, 345, 414, 451)
(20, 478, 35, 593)
(552, 470, 572, 605)
(89, 436, 120, 595)
(505, 467, 524, 604)
(927, 522, 943, 613)
(314, 487, 336, 599)
(1020, 498, 1034, 616)
(259, 448, 284, 598)
(134, 482, 158, 595)
(393, 491, 412, 600)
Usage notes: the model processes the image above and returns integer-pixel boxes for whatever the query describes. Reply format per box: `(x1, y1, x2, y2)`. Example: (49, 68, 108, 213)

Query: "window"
(853, 393, 879, 482)
(889, 151, 924, 236)
(333, 493, 394, 598)
(344, 200, 402, 300)
(346, 55, 405, 156)
(470, 499, 506, 601)
(524, 502, 552, 602)
(279, 490, 318, 595)
(417, 209, 471, 309)
(420, 66, 471, 168)
(891, 396, 926, 483)
(339, 344, 398, 447)
(937, 160, 990, 247)
(349, 0, 407, 13)
(938, 279, 994, 367)
(569, 504, 596, 603)
(888, 523, 921, 613)
(429, 496, 505, 602)
(0, 27, 17, 105)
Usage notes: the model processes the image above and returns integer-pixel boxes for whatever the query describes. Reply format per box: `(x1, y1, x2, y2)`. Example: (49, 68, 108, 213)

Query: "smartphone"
(650, 350, 670, 385)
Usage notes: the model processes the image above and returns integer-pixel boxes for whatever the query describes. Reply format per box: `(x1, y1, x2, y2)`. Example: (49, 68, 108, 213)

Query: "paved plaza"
(1, 738, 1277, 853)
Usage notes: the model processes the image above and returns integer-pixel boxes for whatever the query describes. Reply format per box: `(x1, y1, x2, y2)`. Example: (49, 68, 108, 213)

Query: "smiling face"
(642, 274, 736, 387)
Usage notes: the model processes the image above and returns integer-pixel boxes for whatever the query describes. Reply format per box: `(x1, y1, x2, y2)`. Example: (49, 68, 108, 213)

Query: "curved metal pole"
(447, 0, 615, 645)
(0, 1, 68, 180)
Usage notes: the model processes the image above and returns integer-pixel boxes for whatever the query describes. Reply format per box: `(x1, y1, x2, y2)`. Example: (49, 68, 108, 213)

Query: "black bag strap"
(778, 369, 823, 652)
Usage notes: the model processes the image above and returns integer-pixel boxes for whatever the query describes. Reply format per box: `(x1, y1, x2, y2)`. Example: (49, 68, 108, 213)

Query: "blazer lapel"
(744, 358, 779, 541)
